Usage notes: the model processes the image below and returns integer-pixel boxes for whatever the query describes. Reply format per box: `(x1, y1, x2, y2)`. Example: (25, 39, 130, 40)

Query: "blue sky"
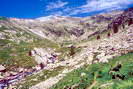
(0, 0, 133, 18)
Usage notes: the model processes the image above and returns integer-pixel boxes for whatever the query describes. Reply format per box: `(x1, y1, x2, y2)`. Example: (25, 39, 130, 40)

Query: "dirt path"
(86, 80, 97, 89)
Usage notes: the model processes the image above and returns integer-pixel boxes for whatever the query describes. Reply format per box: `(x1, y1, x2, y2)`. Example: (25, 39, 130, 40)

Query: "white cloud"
(46, 0, 68, 11)
(45, 0, 133, 16)
(51, 11, 64, 16)
(69, 0, 133, 15)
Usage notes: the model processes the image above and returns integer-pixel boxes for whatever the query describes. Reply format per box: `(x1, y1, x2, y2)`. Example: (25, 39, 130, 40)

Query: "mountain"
(0, 8, 133, 89)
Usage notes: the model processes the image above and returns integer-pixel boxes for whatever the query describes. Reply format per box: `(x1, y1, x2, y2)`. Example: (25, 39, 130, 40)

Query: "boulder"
(0, 65, 6, 73)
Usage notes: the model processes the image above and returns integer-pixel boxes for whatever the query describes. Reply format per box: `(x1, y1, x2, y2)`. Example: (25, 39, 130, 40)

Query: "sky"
(0, 0, 133, 18)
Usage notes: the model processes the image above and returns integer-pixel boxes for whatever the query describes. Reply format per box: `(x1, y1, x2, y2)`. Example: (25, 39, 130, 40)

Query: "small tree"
(28, 51, 32, 56)
(107, 33, 111, 37)
(69, 45, 75, 56)
(39, 63, 45, 69)
(113, 25, 119, 33)
(97, 35, 100, 40)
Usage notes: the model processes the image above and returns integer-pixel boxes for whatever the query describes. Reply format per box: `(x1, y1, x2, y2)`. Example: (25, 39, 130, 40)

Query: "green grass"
(0, 39, 12, 46)
(0, 31, 78, 68)
(0, 25, 8, 31)
(55, 46, 82, 60)
(0, 40, 36, 68)
(0, 35, 76, 69)
(0, 37, 60, 69)
(33, 38, 59, 49)
(0, 17, 7, 20)
(51, 53, 133, 89)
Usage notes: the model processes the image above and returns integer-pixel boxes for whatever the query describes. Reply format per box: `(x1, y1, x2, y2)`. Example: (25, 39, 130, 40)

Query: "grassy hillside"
(0, 38, 60, 69)
(52, 53, 133, 89)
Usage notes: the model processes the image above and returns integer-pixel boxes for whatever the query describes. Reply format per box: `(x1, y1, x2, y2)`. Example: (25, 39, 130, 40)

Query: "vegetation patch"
(0, 25, 8, 31)
(51, 53, 133, 89)
(0, 17, 7, 20)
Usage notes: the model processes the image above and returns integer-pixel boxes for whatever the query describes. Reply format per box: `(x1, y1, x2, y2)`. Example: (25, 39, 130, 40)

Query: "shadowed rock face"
(53, 30, 64, 37)
(69, 28, 84, 37)
(46, 27, 65, 37)
(128, 18, 133, 26)
(108, 8, 133, 33)
(94, 15, 112, 23)
(88, 31, 100, 38)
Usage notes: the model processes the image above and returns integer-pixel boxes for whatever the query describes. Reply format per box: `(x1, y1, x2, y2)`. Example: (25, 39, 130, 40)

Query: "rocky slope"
(30, 15, 133, 89)
(0, 11, 122, 42)
(0, 10, 122, 68)
(0, 8, 132, 89)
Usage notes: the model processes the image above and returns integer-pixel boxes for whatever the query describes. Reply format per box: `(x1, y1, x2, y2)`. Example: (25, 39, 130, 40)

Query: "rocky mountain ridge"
(0, 10, 122, 43)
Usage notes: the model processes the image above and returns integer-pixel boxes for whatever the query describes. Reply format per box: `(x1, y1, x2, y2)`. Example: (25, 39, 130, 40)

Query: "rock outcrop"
(30, 48, 58, 65)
